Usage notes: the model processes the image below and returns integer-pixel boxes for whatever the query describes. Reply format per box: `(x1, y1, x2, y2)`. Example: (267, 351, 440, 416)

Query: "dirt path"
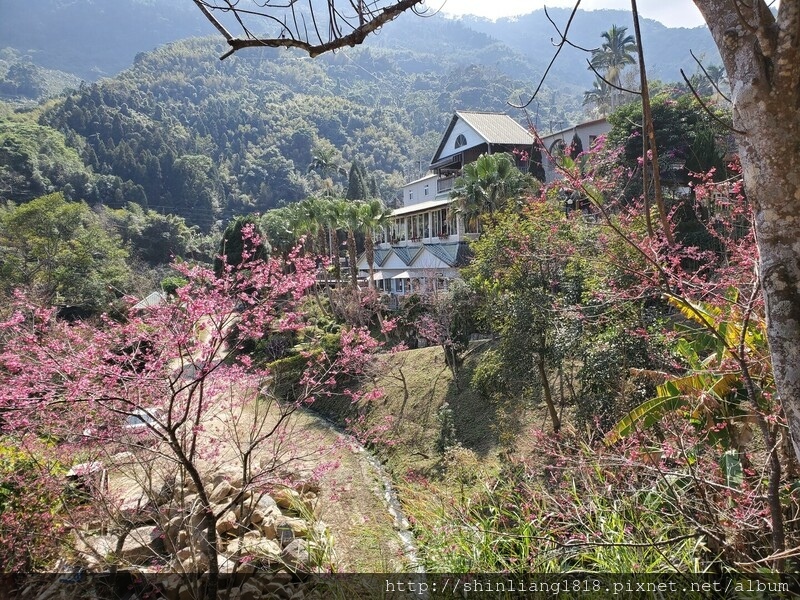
(102, 400, 409, 573)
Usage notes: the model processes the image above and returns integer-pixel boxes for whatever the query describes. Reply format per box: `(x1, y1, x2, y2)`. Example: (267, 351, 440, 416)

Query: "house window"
(391, 217, 407, 242)
(424, 184, 429, 196)
(408, 190, 414, 201)
(410, 214, 420, 240)
(432, 208, 446, 237)
(455, 134, 467, 148)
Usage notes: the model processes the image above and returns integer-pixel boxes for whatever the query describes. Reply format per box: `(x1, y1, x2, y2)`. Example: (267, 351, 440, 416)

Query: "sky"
(436, 0, 707, 29)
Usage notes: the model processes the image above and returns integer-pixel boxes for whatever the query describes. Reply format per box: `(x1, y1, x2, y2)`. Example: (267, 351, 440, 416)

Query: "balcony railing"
(437, 175, 457, 194)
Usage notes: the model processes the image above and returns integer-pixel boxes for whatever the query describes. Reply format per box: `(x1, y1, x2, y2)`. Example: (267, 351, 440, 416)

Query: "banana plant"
(605, 291, 771, 484)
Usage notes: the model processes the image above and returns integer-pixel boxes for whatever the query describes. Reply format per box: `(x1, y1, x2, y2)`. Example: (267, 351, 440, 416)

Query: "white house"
(538, 117, 611, 182)
(357, 111, 536, 299)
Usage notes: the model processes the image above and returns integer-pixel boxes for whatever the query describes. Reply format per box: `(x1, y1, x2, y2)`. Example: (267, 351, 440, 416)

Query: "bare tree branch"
(689, 49, 732, 102)
(586, 59, 639, 95)
(510, 1, 583, 109)
(192, 0, 426, 59)
(543, 5, 596, 53)
(680, 68, 747, 134)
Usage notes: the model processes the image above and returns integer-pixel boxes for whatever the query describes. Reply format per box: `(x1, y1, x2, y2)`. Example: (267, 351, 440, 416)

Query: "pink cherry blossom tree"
(0, 226, 385, 598)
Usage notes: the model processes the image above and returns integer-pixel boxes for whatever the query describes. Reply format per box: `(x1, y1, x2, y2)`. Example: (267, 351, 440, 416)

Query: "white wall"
(439, 120, 483, 160)
(540, 119, 611, 182)
(401, 173, 437, 206)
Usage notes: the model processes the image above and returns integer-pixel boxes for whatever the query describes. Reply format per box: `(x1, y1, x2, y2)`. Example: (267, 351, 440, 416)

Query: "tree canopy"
(0, 193, 130, 308)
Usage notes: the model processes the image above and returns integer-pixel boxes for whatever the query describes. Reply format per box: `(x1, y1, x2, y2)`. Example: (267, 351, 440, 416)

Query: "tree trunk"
(631, 0, 671, 243)
(693, 0, 800, 462)
(347, 230, 358, 287)
(365, 233, 375, 288)
(536, 352, 561, 433)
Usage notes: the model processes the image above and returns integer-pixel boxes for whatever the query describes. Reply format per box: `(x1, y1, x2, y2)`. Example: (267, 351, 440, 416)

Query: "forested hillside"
(0, 1, 718, 89)
(3, 35, 569, 231)
(0, 0, 209, 80)
(0, 2, 726, 232)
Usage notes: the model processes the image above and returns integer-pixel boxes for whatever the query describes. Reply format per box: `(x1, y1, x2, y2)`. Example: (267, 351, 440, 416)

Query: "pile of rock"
(70, 467, 326, 583)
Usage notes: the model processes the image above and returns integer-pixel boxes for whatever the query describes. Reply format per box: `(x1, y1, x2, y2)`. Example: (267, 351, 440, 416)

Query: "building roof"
(393, 245, 424, 266)
(538, 117, 609, 144)
(390, 198, 450, 217)
(132, 291, 166, 310)
(457, 111, 535, 146)
(358, 242, 472, 271)
(431, 111, 535, 166)
(403, 172, 437, 186)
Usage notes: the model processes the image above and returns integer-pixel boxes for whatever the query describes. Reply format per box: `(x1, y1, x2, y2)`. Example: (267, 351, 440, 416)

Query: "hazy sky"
(436, 0, 707, 29)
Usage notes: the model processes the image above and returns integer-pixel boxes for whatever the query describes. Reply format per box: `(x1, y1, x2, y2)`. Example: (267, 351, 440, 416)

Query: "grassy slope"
(313, 344, 505, 475)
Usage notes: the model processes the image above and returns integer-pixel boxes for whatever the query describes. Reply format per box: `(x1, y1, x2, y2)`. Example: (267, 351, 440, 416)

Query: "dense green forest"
(2, 36, 572, 232)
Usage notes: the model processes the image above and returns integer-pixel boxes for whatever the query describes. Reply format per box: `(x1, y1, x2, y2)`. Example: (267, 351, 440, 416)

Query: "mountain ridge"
(1, 1, 721, 89)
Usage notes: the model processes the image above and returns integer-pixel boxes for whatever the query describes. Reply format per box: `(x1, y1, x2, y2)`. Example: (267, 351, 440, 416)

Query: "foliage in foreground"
(386, 132, 799, 574)
(401, 436, 704, 573)
(0, 228, 386, 597)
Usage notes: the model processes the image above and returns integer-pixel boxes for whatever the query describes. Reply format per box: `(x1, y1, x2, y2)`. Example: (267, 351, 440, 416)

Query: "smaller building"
(539, 117, 611, 182)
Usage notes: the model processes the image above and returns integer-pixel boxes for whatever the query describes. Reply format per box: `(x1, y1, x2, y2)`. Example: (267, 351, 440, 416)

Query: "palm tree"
(589, 25, 637, 108)
(307, 146, 346, 196)
(293, 197, 328, 255)
(342, 201, 363, 287)
(583, 76, 613, 116)
(450, 152, 532, 229)
(358, 198, 390, 288)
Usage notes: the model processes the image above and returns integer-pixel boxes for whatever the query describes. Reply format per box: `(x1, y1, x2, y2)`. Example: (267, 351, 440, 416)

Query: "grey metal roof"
(457, 111, 535, 146)
(373, 248, 392, 267)
(430, 111, 535, 166)
(393, 246, 424, 266)
(391, 198, 450, 217)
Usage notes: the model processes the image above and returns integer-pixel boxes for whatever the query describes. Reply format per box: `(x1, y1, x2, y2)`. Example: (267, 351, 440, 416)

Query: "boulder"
(179, 551, 209, 574)
(176, 529, 189, 550)
(163, 516, 186, 553)
(177, 585, 195, 600)
(261, 580, 293, 599)
(209, 480, 235, 504)
(75, 534, 116, 567)
(241, 538, 282, 562)
(226, 530, 260, 556)
(295, 480, 321, 495)
(229, 582, 261, 600)
(215, 511, 238, 536)
(276, 516, 309, 540)
(255, 513, 277, 540)
(255, 493, 279, 511)
(272, 487, 301, 510)
(119, 525, 161, 563)
(118, 492, 155, 525)
(281, 539, 311, 568)
(181, 493, 199, 508)
(217, 553, 256, 575)
(159, 574, 184, 600)
(184, 477, 198, 493)
(249, 509, 264, 525)
(211, 469, 240, 489)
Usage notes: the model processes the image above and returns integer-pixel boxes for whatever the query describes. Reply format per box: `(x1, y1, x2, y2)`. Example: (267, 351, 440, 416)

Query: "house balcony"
(379, 233, 461, 248)
(437, 175, 457, 194)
